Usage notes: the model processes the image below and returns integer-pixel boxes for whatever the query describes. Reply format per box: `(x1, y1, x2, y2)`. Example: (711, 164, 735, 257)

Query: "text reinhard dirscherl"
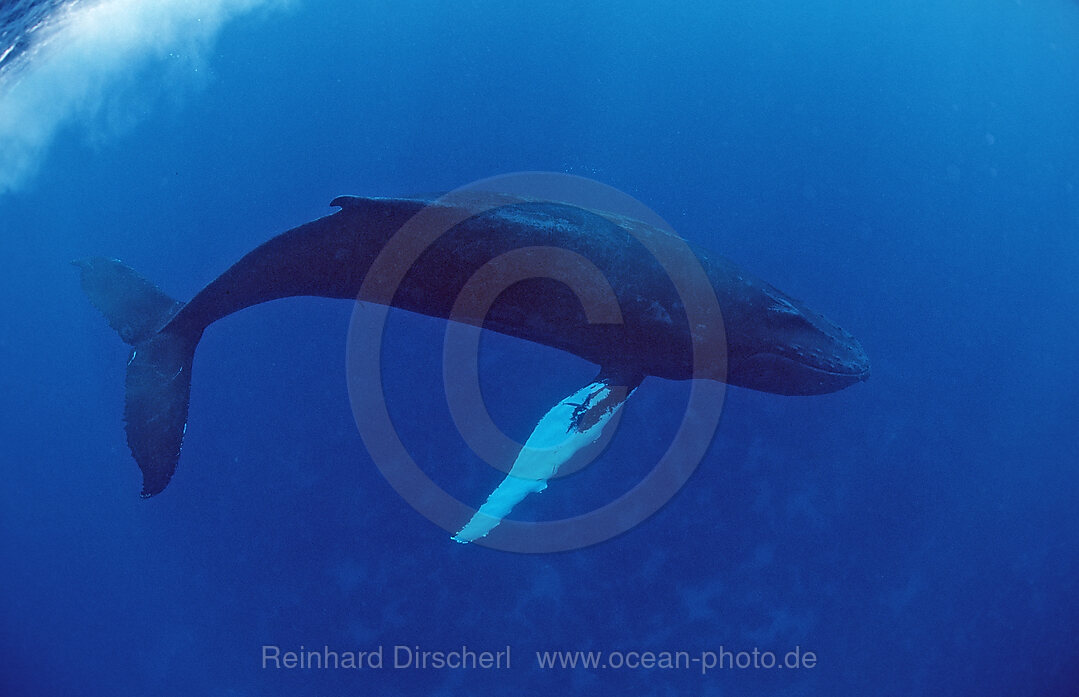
(261, 645, 511, 671)
(260, 645, 818, 674)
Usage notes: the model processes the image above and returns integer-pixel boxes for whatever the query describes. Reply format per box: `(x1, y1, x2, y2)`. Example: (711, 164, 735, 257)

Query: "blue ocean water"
(1, 0, 1077, 694)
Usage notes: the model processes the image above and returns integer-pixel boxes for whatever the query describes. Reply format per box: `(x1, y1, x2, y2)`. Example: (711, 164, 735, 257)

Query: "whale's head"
(726, 284, 870, 396)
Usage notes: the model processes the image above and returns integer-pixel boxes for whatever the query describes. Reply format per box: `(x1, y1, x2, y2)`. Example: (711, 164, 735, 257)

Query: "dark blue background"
(2, 0, 1077, 694)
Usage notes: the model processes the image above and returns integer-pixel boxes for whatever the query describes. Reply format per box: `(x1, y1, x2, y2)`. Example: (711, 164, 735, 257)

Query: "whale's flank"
(74, 257, 198, 497)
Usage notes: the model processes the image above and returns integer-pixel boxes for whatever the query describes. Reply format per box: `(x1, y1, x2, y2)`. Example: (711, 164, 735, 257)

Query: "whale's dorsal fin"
(453, 367, 644, 544)
(330, 194, 441, 209)
(330, 195, 365, 209)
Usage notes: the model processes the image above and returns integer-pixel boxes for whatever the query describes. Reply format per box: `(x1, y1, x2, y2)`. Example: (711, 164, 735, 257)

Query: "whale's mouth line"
(805, 362, 871, 380)
(745, 351, 871, 380)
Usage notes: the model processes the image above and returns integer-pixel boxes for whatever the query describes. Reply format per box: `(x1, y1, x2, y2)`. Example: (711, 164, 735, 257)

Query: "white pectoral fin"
(453, 372, 641, 544)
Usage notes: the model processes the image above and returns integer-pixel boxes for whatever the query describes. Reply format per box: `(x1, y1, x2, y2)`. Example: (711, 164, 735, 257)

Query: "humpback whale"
(76, 193, 869, 542)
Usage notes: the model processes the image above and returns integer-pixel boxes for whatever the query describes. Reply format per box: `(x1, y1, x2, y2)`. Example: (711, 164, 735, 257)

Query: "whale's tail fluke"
(74, 258, 199, 497)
